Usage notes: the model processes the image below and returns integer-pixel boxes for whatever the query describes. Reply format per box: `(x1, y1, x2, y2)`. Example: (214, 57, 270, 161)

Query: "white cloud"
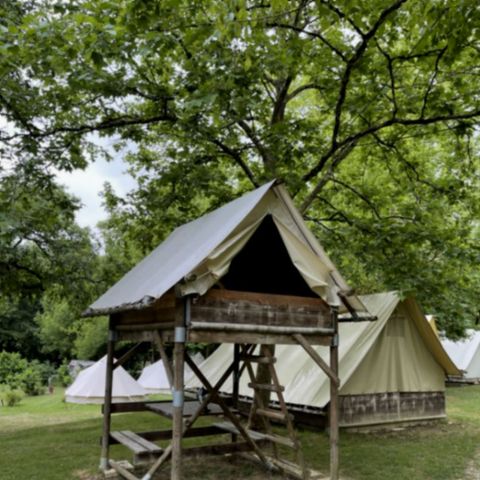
(56, 156, 137, 230)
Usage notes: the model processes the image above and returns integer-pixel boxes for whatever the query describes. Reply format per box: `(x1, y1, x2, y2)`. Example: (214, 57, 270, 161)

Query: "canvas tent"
(188, 292, 460, 427)
(442, 329, 480, 380)
(137, 360, 171, 394)
(65, 355, 147, 404)
(84, 180, 367, 318)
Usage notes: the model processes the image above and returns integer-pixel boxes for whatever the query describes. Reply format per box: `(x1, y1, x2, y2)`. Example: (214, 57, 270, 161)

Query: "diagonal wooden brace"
(293, 334, 340, 387)
(185, 351, 272, 468)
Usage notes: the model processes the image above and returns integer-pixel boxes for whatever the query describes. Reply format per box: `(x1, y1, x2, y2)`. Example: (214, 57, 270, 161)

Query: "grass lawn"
(1, 387, 480, 479)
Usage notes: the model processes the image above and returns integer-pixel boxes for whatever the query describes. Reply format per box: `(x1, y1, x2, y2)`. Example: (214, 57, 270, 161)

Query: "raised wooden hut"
(83, 180, 368, 480)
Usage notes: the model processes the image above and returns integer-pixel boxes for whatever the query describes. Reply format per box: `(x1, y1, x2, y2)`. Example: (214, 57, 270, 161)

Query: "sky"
(55, 155, 137, 230)
(54, 133, 138, 230)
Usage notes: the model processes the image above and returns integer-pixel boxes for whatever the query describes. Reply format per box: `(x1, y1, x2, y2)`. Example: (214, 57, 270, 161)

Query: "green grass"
(1, 387, 480, 479)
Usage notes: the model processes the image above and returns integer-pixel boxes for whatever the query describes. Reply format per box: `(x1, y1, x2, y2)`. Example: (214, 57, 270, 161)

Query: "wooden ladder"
(241, 345, 309, 480)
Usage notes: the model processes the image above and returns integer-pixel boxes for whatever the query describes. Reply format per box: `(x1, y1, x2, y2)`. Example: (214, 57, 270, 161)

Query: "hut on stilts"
(83, 180, 369, 480)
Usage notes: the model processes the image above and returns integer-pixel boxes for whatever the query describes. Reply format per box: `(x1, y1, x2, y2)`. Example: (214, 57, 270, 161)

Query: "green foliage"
(0, 386, 24, 407)
(0, 351, 28, 385)
(0, 0, 479, 338)
(56, 362, 72, 388)
(0, 351, 46, 396)
(13, 366, 44, 396)
(73, 316, 108, 359)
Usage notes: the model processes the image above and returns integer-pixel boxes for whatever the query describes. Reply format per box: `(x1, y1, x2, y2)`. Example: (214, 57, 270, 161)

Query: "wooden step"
(110, 430, 162, 454)
(213, 422, 296, 448)
(248, 382, 285, 392)
(261, 432, 296, 448)
(256, 408, 292, 422)
(240, 355, 276, 364)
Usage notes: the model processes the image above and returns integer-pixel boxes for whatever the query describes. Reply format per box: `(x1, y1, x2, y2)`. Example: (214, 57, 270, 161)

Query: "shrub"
(0, 385, 24, 407)
(0, 351, 28, 385)
(0, 351, 48, 395)
(15, 367, 45, 396)
(57, 362, 72, 387)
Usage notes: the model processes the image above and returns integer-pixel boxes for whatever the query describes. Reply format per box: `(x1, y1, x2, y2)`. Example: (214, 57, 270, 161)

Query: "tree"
(1, 1, 479, 335)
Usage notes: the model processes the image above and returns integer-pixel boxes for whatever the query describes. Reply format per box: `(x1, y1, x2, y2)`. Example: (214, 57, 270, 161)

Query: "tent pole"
(171, 295, 188, 480)
(100, 316, 115, 471)
(329, 306, 339, 480)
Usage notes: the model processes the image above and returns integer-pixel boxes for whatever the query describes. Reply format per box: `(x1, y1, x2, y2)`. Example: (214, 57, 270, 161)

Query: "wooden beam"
(190, 322, 334, 335)
(171, 296, 187, 480)
(292, 334, 340, 386)
(330, 307, 340, 480)
(100, 319, 115, 471)
(113, 342, 143, 370)
(152, 330, 174, 388)
(188, 330, 331, 346)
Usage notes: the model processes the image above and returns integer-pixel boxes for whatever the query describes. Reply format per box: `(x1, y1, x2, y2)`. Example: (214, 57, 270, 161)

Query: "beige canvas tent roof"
(187, 292, 460, 409)
(84, 180, 367, 317)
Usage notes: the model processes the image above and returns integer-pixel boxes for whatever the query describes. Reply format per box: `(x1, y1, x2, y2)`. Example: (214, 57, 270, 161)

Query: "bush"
(57, 362, 72, 387)
(0, 385, 24, 407)
(15, 367, 45, 396)
(0, 351, 48, 395)
(0, 351, 28, 384)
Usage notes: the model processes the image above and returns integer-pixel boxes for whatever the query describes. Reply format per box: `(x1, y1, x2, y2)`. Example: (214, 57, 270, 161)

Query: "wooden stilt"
(329, 306, 339, 480)
(171, 296, 188, 480)
(100, 317, 115, 471)
(232, 344, 240, 443)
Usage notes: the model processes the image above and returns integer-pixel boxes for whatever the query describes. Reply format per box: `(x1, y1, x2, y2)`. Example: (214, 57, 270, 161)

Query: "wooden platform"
(146, 400, 225, 418)
(110, 431, 162, 465)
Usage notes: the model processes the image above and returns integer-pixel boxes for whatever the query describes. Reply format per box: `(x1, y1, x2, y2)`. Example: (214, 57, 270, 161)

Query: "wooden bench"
(110, 430, 162, 465)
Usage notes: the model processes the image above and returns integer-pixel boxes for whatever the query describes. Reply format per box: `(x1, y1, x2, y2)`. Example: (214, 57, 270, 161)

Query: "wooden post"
(171, 295, 188, 480)
(232, 343, 240, 443)
(329, 306, 339, 480)
(251, 344, 275, 432)
(100, 316, 115, 471)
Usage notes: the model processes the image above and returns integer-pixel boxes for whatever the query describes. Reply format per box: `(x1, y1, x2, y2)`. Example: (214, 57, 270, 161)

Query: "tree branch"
(208, 137, 259, 187)
(330, 0, 407, 149)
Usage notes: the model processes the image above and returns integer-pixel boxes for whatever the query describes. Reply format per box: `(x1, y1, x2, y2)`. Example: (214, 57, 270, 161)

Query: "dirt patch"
(73, 469, 102, 480)
(461, 449, 480, 480)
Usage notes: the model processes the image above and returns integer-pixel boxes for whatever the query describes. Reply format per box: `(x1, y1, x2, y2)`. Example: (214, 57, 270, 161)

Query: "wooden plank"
(146, 400, 225, 418)
(120, 431, 162, 453)
(108, 426, 224, 445)
(188, 331, 332, 346)
(241, 355, 276, 364)
(110, 431, 148, 455)
(196, 289, 328, 308)
(191, 289, 332, 328)
(214, 422, 294, 448)
(293, 333, 340, 386)
(248, 382, 284, 392)
(256, 408, 291, 422)
(190, 322, 334, 335)
(109, 460, 139, 480)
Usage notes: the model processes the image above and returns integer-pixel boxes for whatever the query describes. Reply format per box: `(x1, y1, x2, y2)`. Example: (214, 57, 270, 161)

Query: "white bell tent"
(442, 329, 480, 380)
(137, 360, 171, 394)
(65, 355, 147, 404)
